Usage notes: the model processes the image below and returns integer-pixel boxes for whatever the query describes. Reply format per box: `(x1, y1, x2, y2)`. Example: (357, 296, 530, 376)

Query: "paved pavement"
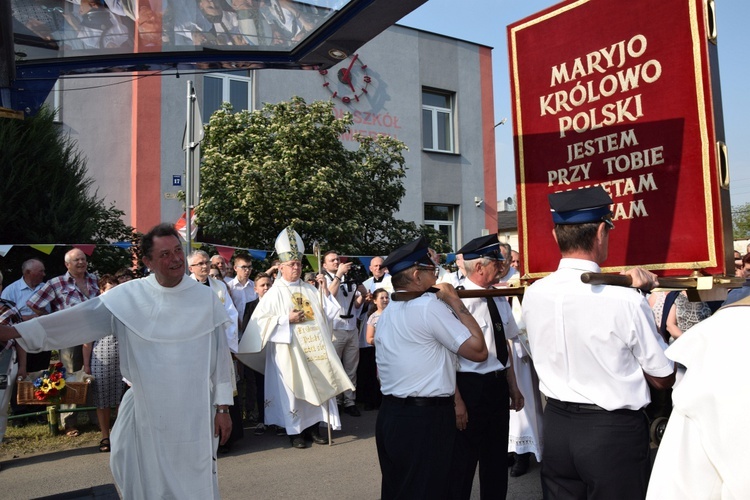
(0, 408, 543, 499)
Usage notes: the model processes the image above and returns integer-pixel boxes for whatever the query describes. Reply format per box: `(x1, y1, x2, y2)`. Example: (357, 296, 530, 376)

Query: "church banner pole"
(313, 239, 332, 445)
(313, 240, 323, 307)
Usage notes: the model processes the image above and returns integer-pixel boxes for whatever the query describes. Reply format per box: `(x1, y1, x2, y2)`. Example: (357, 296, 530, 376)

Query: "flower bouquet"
(33, 362, 67, 403)
(17, 364, 93, 405)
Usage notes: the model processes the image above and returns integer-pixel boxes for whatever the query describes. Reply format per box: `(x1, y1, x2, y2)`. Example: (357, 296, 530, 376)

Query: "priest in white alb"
(0, 224, 234, 499)
(236, 227, 354, 449)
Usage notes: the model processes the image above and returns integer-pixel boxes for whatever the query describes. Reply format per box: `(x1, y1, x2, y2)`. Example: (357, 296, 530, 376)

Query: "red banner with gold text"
(508, 0, 731, 278)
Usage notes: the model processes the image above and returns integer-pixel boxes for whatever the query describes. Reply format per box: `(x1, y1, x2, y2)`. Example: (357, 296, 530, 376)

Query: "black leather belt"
(547, 397, 607, 411)
(383, 394, 454, 407)
(458, 369, 506, 378)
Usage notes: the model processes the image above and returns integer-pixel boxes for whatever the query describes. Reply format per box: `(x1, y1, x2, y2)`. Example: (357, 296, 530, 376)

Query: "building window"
(424, 204, 457, 251)
(422, 89, 455, 153)
(203, 73, 252, 120)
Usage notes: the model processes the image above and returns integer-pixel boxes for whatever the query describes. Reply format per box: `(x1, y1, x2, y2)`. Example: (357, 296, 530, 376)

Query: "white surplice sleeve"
(211, 323, 234, 406)
(14, 298, 113, 353)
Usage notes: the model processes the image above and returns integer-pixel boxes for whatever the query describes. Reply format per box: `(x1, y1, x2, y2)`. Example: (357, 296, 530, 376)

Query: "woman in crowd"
(209, 264, 224, 280)
(365, 288, 389, 346)
(358, 288, 389, 411)
(649, 290, 712, 343)
(83, 274, 124, 452)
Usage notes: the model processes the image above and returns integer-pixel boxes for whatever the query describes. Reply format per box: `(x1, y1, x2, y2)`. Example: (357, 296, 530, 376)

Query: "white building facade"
(52, 25, 498, 251)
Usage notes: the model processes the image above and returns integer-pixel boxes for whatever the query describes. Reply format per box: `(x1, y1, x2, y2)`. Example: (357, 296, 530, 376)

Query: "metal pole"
(185, 80, 195, 262)
(47, 405, 59, 436)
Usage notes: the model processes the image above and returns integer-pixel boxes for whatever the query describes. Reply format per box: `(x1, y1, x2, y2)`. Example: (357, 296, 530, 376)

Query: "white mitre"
(275, 226, 305, 262)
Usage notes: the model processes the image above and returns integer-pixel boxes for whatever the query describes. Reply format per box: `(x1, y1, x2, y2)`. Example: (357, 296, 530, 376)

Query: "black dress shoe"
(310, 431, 328, 445)
(510, 452, 530, 477)
(507, 452, 516, 467)
(290, 435, 307, 449)
(344, 405, 361, 417)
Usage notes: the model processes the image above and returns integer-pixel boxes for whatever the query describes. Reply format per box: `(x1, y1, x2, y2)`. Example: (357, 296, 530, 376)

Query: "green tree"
(0, 106, 138, 280)
(197, 98, 448, 255)
(732, 202, 750, 240)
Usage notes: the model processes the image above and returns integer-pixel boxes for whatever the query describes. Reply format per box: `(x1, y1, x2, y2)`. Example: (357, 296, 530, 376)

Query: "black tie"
(485, 296, 509, 366)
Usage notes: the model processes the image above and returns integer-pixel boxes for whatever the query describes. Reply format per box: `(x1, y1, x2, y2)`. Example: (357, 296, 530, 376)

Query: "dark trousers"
(376, 396, 455, 500)
(227, 394, 244, 445)
(242, 364, 264, 422)
(355, 347, 381, 408)
(450, 371, 510, 500)
(542, 399, 650, 500)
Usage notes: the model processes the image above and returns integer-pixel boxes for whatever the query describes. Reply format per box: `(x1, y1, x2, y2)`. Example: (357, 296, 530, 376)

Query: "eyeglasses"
(190, 260, 209, 267)
(282, 262, 302, 268)
(601, 214, 615, 230)
(236, 265, 252, 270)
(416, 264, 439, 278)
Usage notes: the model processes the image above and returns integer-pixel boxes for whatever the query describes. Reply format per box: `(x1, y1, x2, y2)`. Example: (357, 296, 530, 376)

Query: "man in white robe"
(237, 227, 354, 448)
(0, 224, 234, 499)
(500, 244, 542, 477)
(646, 296, 750, 499)
(189, 249, 239, 352)
(190, 249, 242, 452)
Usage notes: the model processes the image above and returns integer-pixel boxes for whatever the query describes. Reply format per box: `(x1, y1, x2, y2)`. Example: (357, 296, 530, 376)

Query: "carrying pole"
(313, 240, 333, 445)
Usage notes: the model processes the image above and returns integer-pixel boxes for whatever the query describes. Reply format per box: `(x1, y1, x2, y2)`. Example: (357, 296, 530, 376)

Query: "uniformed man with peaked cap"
(449, 234, 524, 500)
(522, 186, 675, 499)
(374, 236, 488, 500)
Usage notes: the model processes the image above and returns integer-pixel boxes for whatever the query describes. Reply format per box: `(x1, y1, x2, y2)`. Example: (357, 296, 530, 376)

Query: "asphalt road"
(0, 408, 543, 499)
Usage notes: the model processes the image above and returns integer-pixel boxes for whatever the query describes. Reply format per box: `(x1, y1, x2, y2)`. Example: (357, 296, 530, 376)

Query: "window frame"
(202, 72, 253, 121)
(424, 204, 457, 251)
(421, 89, 456, 153)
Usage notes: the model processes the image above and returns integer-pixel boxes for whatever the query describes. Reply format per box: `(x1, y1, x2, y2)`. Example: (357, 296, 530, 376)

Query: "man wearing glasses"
(522, 186, 675, 499)
(238, 228, 353, 449)
(190, 250, 241, 451)
(189, 250, 239, 353)
(374, 236, 487, 499)
(450, 235, 524, 500)
(228, 254, 258, 328)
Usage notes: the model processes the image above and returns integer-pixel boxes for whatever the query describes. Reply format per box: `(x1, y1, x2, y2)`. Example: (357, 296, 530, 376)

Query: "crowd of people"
(1, 210, 748, 497)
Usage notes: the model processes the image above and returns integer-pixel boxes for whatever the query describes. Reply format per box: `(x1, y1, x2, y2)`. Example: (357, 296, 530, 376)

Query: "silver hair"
(463, 256, 494, 275)
(188, 250, 210, 263)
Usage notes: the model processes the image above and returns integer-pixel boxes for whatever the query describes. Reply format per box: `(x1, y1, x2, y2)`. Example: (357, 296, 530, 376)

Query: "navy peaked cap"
(548, 186, 613, 225)
(383, 236, 433, 275)
(457, 234, 503, 261)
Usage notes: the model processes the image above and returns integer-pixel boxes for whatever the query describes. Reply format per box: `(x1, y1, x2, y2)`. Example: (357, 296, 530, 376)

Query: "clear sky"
(399, 0, 750, 209)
